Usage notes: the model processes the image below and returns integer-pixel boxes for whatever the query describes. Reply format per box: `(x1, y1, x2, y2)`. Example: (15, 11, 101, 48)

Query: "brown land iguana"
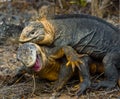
(14, 43, 120, 96)
(19, 14, 120, 90)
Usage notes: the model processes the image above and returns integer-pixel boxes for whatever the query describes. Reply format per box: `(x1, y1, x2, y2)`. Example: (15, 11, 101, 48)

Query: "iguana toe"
(76, 80, 91, 96)
(92, 81, 116, 90)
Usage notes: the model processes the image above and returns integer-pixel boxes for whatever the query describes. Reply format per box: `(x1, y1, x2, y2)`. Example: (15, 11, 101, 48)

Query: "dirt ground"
(0, 0, 120, 99)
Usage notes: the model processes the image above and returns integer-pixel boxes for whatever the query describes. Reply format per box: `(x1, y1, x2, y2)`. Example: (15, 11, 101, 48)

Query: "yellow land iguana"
(14, 43, 120, 96)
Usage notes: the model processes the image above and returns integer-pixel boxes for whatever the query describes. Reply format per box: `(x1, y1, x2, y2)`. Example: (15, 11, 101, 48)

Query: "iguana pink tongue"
(33, 56, 41, 72)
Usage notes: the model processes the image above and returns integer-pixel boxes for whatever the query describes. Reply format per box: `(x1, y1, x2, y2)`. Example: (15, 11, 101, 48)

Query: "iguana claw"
(66, 54, 86, 71)
(66, 60, 82, 71)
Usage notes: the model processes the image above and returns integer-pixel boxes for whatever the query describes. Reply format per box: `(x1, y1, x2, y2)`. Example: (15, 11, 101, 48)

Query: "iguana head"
(17, 43, 47, 72)
(19, 22, 45, 43)
(19, 20, 55, 45)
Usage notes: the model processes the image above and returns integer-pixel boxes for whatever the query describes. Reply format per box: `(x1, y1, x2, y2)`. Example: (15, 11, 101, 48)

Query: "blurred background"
(0, 0, 119, 26)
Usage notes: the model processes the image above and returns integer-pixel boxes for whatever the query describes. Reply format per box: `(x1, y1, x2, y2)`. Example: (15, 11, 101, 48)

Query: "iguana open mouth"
(33, 55, 42, 72)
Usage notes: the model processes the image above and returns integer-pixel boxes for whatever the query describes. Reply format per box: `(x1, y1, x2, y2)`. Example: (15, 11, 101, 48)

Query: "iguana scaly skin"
(15, 42, 116, 96)
(19, 14, 120, 90)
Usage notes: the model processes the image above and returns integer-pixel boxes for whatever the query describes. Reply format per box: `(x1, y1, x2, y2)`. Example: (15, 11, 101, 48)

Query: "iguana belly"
(90, 62, 104, 74)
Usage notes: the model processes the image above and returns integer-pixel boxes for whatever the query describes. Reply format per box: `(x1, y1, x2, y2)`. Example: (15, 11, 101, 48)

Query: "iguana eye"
(31, 31, 35, 35)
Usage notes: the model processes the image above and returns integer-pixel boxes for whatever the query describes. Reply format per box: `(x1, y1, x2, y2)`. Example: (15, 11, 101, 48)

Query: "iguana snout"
(17, 43, 43, 72)
(19, 22, 45, 43)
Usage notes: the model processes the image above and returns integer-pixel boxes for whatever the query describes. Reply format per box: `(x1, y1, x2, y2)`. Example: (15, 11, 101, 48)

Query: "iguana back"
(19, 14, 120, 58)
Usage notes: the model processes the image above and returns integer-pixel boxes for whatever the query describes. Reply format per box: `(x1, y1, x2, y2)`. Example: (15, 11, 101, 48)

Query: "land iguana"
(19, 14, 120, 90)
(14, 42, 111, 96)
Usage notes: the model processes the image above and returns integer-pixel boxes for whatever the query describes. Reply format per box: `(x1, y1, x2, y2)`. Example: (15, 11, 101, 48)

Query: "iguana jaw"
(19, 35, 44, 43)
(32, 54, 42, 72)
(19, 22, 45, 43)
(19, 38, 32, 42)
(19, 30, 54, 45)
(19, 30, 45, 43)
(23, 51, 43, 72)
(26, 43, 47, 72)
(17, 43, 44, 72)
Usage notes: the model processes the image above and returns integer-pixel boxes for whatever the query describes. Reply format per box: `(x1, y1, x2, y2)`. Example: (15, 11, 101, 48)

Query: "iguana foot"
(76, 80, 91, 96)
(66, 54, 86, 71)
(52, 81, 64, 92)
(92, 80, 116, 90)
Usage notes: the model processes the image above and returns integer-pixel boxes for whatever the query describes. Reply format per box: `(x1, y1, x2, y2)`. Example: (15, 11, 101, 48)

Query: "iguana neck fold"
(37, 19, 55, 45)
(32, 43, 48, 66)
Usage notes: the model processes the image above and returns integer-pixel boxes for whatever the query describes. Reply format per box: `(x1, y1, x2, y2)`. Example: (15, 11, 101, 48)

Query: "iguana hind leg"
(92, 53, 120, 89)
(118, 73, 120, 87)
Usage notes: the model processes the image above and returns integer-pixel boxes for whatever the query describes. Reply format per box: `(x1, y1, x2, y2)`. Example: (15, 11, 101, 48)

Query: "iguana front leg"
(49, 46, 85, 71)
